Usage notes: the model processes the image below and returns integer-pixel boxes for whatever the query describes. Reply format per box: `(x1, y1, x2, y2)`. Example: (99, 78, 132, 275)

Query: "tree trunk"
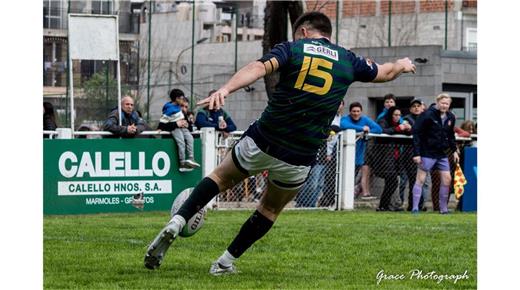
(262, 1, 304, 98)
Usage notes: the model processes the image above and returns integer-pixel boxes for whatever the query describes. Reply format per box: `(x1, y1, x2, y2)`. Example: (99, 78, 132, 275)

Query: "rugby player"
(144, 11, 416, 275)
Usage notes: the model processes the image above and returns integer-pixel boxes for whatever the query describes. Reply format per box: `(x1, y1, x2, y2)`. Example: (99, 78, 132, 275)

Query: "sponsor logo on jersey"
(303, 44, 338, 61)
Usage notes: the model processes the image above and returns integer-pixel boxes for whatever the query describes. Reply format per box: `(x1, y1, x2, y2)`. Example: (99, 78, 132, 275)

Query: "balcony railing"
(43, 7, 140, 34)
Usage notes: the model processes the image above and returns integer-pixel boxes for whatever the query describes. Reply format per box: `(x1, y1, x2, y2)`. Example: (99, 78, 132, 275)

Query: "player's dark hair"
(169, 88, 185, 102)
(349, 102, 363, 111)
(292, 11, 332, 38)
(384, 93, 396, 101)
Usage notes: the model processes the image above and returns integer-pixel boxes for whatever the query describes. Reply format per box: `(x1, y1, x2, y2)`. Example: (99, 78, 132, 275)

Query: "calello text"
(58, 151, 170, 178)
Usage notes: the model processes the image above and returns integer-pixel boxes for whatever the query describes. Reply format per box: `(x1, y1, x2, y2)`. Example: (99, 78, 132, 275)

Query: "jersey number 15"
(294, 56, 333, 95)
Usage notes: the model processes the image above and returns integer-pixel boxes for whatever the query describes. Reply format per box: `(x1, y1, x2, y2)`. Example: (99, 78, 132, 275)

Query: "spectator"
(339, 102, 382, 200)
(102, 96, 147, 138)
(319, 101, 345, 207)
(460, 120, 475, 135)
(375, 93, 397, 122)
(77, 124, 101, 139)
(296, 142, 327, 208)
(376, 106, 411, 211)
(187, 111, 197, 130)
(454, 120, 472, 138)
(375, 94, 411, 205)
(402, 99, 428, 211)
(195, 90, 237, 138)
(158, 89, 200, 172)
(411, 93, 459, 214)
(43, 102, 57, 138)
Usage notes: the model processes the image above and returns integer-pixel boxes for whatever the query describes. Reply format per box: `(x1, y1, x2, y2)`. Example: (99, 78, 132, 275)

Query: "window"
(92, 0, 113, 15)
(43, 0, 63, 29)
(466, 28, 477, 52)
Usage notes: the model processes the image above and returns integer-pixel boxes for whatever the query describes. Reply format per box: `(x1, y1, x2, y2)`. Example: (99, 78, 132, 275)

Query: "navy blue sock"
(177, 177, 220, 221)
(227, 210, 274, 258)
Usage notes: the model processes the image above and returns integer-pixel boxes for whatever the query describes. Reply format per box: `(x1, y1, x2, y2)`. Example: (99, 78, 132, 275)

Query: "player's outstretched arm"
(372, 57, 416, 83)
(197, 61, 266, 110)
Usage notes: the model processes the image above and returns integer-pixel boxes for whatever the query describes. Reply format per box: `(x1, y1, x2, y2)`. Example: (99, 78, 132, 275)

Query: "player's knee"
(256, 204, 279, 221)
(207, 172, 228, 192)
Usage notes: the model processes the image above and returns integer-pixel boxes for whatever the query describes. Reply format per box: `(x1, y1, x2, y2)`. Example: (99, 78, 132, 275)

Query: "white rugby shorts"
(232, 136, 311, 190)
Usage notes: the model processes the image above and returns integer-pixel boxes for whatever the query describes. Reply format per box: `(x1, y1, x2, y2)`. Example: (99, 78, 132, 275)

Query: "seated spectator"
(187, 111, 197, 130)
(43, 102, 57, 138)
(102, 96, 147, 138)
(77, 124, 101, 139)
(376, 106, 411, 211)
(195, 90, 237, 138)
(158, 89, 200, 172)
(340, 102, 382, 200)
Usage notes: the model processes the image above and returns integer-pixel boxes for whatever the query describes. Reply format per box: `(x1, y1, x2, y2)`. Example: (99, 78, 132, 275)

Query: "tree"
(262, 0, 304, 98)
(81, 68, 130, 126)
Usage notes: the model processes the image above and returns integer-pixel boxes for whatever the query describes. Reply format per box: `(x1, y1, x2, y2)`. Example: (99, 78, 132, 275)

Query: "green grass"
(44, 210, 476, 289)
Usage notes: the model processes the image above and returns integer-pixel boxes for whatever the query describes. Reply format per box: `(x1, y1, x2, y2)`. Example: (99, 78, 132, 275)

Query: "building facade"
(43, 0, 477, 129)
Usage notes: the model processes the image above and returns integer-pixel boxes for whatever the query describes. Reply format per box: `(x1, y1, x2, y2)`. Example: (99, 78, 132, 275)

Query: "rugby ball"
(170, 187, 206, 237)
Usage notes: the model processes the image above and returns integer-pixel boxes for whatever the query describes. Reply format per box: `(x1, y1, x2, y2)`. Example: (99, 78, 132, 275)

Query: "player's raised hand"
(397, 57, 416, 74)
(197, 88, 229, 110)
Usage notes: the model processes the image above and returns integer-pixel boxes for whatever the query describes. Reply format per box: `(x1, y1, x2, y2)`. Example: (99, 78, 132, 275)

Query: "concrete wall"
(345, 45, 476, 117)
(140, 12, 476, 129)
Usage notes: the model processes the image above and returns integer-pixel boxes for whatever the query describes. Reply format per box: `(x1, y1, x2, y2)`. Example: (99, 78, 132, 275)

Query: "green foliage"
(44, 211, 477, 289)
(79, 68, 131, 126)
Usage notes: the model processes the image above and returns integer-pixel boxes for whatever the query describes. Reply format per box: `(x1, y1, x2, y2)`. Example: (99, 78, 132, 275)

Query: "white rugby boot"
(209, 261, 238, 276)
(144, 218, 182, 270)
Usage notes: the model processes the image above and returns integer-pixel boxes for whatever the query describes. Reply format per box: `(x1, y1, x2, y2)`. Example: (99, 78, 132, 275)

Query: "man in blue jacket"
(195, 90, 237, 137)
(340, 102, 382, 199)
(411, 93, 459, 214)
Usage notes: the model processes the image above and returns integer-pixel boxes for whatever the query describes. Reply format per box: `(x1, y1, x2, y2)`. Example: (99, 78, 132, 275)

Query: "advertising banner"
(461, 147, 477, 212)
(44, 139, 203, 214)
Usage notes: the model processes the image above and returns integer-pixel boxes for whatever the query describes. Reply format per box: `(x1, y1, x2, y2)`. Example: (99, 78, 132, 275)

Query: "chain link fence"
(356, 135, 475, 212)
(213, 132, 341, 210)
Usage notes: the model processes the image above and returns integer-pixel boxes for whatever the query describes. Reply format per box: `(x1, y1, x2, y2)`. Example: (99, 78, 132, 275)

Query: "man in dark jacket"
(103, 96, 147, 138)
(411, 93, 459, 214)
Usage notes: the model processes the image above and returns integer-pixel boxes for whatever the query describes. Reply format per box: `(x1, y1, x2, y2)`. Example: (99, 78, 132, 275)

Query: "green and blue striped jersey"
(253, 37, 378, 162)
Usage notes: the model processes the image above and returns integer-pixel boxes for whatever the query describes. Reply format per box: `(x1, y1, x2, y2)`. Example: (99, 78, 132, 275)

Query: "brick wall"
(301, 1, 476, 21)
(419, 0, 454, 13)
(306, 0, 338, 19)
(462, 0, 477, 8)
(343, 1, 376, 17)
(380, 0, 414, 15)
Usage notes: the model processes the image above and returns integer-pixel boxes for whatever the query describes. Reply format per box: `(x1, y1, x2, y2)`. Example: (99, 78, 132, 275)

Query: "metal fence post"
(339, 129, 356, 210)
(201, 127, 217, 209)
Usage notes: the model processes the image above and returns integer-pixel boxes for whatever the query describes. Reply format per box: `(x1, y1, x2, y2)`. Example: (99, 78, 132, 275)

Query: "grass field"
(44, 210, 476, 289)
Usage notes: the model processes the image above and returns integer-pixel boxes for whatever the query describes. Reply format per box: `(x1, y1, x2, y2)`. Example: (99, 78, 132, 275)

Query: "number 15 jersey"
(255, 37, 378, 163)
